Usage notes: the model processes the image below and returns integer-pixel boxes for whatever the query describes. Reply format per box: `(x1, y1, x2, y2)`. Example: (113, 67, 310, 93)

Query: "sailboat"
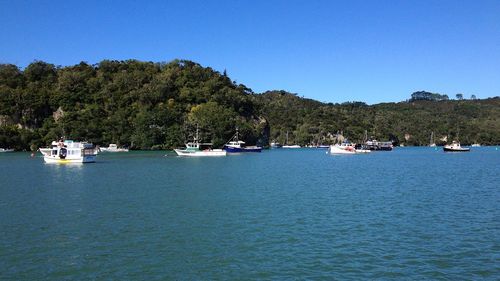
(429, 132, 436, 147)
(282, 131, 301, 148)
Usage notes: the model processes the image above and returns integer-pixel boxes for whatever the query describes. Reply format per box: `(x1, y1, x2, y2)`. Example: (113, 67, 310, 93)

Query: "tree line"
(0, 59, 499, 150)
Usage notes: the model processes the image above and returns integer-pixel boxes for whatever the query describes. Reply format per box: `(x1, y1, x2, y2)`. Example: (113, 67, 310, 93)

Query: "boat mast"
(195, 124, 199, 144)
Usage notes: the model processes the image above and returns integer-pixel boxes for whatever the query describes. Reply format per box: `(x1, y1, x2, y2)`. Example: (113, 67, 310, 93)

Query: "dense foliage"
(257, 91, 500, 146)
(409, 91, 449, 102)
(0, 60, 499, 150)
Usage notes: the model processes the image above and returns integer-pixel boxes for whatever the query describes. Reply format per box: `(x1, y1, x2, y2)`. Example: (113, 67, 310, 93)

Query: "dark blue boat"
(223, 130, 262, 153)
(224, 145, 262, 153)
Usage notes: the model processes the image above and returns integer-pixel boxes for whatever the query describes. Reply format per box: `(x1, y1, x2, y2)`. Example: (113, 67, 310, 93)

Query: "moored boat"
(0, 148, 14, 153)
(270, 141, 282, 148)
(223, 130, 261, 153)
(282, 131, 300, 148)
(327, 141, 356, 154)
(355, 148, 371, 153)
(327, 145, 355, 154)
(443, 141, 470, 152)
(40, 140, 97, 163)
(100, 143, 129, 152)
(316, 145, 330, 149)
(328, 140, 371, 155)
(354, 142, 371, 153)
(365, 139, 393, 151)
(174, 127, 226, 157)
(282, 144, 301, 149)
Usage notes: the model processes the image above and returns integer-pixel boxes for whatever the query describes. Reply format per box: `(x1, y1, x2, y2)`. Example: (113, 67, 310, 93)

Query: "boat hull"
(376, 145, 393, 151)
(316, 145, 330, 149)
(174, 149, 227, 157)
(224, 146, 262, 153)
(100, 148, 129, 152)
(328, 145, 355, 154)
(43, 155, 96, 163)
(443, 147, 470, 152)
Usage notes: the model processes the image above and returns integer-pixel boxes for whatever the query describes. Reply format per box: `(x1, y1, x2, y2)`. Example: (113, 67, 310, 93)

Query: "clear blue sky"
(1, 0, 499, 104)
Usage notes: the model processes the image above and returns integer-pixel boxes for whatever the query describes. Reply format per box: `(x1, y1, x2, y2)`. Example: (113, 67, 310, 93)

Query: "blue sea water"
(0, 147, 499, 280)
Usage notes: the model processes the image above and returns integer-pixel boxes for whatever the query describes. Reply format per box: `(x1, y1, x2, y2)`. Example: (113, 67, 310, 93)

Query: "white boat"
(99, 143, 129, 152)
(471, 143, 481, 147)
(443, 141, 470, 152)
(327, 142, 356, 154)
(40, 140, 97, 163)
(328, 140, 371, 154)
(282, 144, 301, 149)
(282, 131, 301, 148)
(270, 141, 282, 148)
(355, 148, 371, 153)
(0, 148, 14, 152)
(174, 127, 226, 157)
(327, 145, 355, 154)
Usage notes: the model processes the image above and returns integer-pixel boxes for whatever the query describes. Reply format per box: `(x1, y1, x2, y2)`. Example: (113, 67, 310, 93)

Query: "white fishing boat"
(100, 143, 129, 152)
(174, 127, 226, 157)
(40, 140, 97, 163)
(0, 148, 14, 152)
(443, 141, 470, 152)
(471, 143, 481, 147)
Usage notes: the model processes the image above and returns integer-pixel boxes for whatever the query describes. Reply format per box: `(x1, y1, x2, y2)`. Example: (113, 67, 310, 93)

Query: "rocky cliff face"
(256, 116, 270, 147)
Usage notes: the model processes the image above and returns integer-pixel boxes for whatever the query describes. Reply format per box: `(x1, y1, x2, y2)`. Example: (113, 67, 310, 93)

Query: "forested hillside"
(257, 91, 500, 146)
(0, 60, 267, 150)
(0, 60, 499, 150)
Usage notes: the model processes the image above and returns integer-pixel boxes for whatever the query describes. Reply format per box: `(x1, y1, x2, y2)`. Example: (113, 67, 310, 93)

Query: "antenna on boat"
(224, 127, 240, 146)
